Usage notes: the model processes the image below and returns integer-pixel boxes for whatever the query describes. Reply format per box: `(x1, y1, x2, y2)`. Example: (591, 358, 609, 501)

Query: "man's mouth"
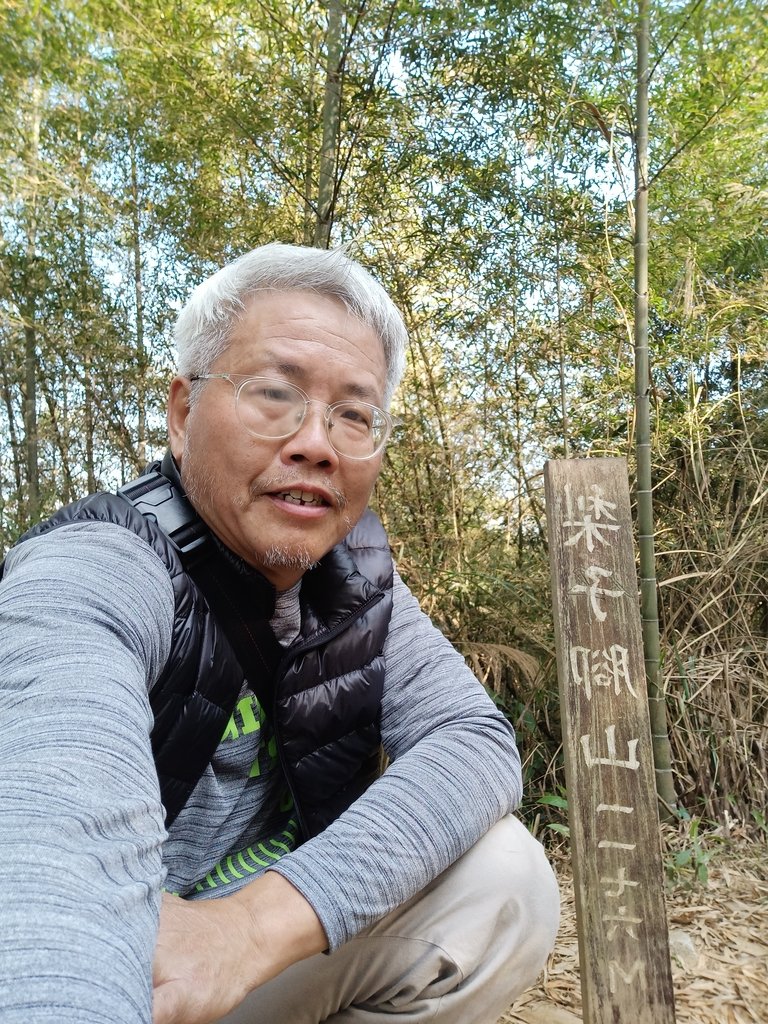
(276, 489, 329, 507)
(252, 476, 346, 511)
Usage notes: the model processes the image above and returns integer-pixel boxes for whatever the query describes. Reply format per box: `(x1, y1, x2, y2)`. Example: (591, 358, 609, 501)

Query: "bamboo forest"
(2, 0, 766, 842)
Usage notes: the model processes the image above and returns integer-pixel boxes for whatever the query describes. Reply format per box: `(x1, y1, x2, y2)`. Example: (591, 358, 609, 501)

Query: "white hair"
(174, 243, 408, 405)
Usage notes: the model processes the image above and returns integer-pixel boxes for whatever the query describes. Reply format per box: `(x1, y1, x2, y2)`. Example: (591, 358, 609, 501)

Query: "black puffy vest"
(6, 465, 393, 839)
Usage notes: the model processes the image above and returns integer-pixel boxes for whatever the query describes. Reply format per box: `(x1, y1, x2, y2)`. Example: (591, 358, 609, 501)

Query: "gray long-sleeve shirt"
(0, 520, 522, 1022)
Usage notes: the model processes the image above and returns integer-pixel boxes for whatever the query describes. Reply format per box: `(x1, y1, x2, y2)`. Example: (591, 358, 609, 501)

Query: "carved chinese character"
(600, 867, 640, 898)
(580, 725, 640, 770)
(598, 839, 637, 851)
(563, 483, 621, 551)
(603, 906, 643, 940)
(569, 644, 638, 699)
(596, 803, 634, 814)
(569, 565, 625, 622)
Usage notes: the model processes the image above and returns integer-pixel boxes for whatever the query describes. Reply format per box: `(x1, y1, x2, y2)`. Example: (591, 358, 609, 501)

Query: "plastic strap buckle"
(118, 471, 208, 560)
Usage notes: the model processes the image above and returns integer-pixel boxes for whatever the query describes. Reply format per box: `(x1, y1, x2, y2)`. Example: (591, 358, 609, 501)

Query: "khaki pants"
(218, 815, 559, 1024)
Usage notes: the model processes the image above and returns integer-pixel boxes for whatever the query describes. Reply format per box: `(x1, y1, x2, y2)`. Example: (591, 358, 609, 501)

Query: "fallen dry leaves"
(499, 838, 768, 1024)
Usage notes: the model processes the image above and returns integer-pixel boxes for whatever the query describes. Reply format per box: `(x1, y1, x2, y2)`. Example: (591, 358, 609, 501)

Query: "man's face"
(168, 290, 388, 591)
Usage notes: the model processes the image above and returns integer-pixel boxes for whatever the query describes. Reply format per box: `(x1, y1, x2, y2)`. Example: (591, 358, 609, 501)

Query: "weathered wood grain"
(544, 457, 675, 1024)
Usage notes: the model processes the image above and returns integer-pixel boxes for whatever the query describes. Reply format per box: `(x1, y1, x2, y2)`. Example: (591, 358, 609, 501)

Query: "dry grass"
(655, 441, 768, 827)
(498, 836, 768, 1024)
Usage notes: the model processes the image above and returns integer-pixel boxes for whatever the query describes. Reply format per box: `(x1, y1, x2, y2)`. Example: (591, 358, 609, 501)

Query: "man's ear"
(167, 376, 192, 464)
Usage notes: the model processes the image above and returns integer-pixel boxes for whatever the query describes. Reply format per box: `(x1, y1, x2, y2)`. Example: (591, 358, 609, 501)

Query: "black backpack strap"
(119, 453, 281, 711)
(118, 453, 209, 565)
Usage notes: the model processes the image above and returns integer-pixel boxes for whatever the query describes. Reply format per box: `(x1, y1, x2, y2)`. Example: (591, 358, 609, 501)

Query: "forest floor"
(498, 834, 768, 1024)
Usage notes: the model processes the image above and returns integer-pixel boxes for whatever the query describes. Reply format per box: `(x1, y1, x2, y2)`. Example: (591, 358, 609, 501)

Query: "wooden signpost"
(544, 457, 675, 1024)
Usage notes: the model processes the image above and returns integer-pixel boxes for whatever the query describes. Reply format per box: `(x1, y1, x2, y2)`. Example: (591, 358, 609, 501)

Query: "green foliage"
(664, 810, 725, 887)
(750, 809, 768, 842)
(531, 790, 570, 841)
(0, 0, 765, 827)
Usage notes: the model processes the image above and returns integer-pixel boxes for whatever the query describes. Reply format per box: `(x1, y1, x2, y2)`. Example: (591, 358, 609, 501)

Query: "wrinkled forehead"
(217, 290, 388, 396)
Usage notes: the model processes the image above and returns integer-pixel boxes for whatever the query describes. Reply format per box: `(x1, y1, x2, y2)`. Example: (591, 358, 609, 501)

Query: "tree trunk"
(130, 136, 148, 466)
(313, 0, 343, 249)
(22, 78, 42, 524)
(550, 148, 570, 458)
(0, 353, 23, 507)
(303, 30, 321, 245)
(40, 372, 74, 503)
(76, 127, 97, 494)
(634, 0, 677, 818)
(83, 350, 97, 494)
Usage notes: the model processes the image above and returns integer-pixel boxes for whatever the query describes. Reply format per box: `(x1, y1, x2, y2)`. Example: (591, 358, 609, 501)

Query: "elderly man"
(0, 244, 559, 1024)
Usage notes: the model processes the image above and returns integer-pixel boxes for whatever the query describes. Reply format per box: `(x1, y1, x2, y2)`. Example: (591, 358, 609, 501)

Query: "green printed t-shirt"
(161, 685, 298, 899)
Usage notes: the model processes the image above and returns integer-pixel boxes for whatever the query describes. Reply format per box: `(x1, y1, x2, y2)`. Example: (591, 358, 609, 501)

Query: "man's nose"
(281, 401, 339, 467)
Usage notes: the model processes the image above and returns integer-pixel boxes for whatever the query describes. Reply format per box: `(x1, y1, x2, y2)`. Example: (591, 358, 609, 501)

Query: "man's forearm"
(235, 871, 328, 979)
(0, 524, 174, 1023)
(268, 571, 523, 951)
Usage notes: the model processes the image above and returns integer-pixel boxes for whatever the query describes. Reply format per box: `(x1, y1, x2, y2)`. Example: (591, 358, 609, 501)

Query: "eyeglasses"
(189, 374, 394, 460)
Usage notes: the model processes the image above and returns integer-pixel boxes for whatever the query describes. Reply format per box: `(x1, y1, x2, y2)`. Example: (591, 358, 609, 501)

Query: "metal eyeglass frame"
(189, 373, 394, 460)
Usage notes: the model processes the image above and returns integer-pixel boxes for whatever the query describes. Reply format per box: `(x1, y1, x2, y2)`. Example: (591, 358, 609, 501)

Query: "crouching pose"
(0, 244, 559, 1024)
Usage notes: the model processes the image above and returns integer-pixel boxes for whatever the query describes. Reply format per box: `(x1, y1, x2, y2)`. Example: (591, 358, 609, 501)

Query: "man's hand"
(152, 892, 255, 1024)
(152, 874, 327, 1024)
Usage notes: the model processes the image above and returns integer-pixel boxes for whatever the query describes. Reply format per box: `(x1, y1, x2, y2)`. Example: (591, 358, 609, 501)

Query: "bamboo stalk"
(634, 0, 677, 817)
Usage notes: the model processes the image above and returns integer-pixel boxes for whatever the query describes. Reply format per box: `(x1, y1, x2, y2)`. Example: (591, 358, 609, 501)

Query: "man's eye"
(340, 406, 373, 428)
(250, 385, 293, 403)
